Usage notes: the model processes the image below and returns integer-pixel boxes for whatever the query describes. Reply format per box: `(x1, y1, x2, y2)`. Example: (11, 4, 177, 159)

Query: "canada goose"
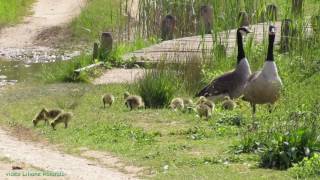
(50, 112, 73, 130)
(196, 27, 252, 101)
(243, 25, 282, 116)
(169, 98, 184, 111)
(102, 94, 115, 108)
(125, 95, 145, 110)
(221, 96, 237, 110)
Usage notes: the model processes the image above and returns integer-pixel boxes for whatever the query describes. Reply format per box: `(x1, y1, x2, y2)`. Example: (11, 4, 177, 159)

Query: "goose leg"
(268, 104, 273, 113)
(251, 103, 256, 119)
(249, 103, 258, 131)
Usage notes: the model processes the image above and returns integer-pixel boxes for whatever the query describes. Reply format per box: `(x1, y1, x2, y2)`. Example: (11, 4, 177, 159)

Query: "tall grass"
(40, 55, 93, 83)
(0, 0, 34, 27)
(133, 62, 181, 108)
(70, 0, 124, 42)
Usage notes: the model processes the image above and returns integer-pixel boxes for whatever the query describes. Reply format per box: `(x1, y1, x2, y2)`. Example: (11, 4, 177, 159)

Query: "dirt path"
(0, 0, 85, 48)
(0, 0, 86, 61)
(94, 68, 144, 85)
(0, 128, 137, 180)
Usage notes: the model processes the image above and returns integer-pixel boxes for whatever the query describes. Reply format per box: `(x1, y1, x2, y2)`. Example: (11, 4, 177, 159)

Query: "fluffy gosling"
(123, 91, 130, 99)
(197, 96, 215, 110)
(50, 112, 73, 130)
(125, 95, 145, 110)
(221, 96, 237, 110)
(32, 108, 62, 127)
(46, 109, 63, 119)
(183, 98, 194, 112)
(169, 98, 184, 111)
(196, 103, 212, 120)
(102, 93, 115, 108)
(32, 108, 49, 127)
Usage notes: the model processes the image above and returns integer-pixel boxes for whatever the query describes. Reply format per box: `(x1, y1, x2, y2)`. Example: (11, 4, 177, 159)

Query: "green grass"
(0, 0, 34, 27)
(0, 83, 292, 179)
(70, 0, 124, 43)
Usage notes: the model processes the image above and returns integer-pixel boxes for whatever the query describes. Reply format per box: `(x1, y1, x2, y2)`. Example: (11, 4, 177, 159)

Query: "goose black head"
(237, 26, 251, 36)
(269, 25, 276, 35)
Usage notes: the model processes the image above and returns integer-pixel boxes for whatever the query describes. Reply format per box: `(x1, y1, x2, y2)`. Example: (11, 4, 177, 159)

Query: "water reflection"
(0, 59, 43, 87)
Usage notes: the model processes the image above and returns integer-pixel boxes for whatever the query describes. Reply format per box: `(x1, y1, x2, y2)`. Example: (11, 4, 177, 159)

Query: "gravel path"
(0, 128, 137, 180)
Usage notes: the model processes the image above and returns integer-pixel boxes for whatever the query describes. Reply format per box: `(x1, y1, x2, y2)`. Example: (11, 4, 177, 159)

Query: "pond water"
(0, 59, 43, 87)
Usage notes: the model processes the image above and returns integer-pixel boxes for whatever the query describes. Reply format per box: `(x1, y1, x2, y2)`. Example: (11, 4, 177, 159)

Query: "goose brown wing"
(196, 71, 237, 97)
(247, 71, 260, 82)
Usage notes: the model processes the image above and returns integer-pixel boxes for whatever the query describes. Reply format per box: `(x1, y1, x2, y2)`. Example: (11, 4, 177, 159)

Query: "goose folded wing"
(203, 71, 238, 96)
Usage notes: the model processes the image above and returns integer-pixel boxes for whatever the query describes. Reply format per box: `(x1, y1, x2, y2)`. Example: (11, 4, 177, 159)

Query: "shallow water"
(0, 59, 43, 87)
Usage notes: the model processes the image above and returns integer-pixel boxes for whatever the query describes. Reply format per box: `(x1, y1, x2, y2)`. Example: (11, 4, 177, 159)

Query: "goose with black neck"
(196, 27, 252, 101)
(243, 25, 283, 117)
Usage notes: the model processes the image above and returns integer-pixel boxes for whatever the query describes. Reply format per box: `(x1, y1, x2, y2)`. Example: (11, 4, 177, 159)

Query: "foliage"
(0, 0, 34, 27)
(40, 55, 93, 83)
(133, 62, 181, 108)
(289, 153, 320, 178)
(70, 0, 124, 42)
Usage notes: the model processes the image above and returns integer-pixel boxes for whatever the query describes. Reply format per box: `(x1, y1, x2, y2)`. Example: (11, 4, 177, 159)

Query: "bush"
(260, 128, 320, 169)
(134, 62, 180, 108)
(289, 153, 320, 178)
(259, 104, 320, 170)
(40, 55, 92, 83)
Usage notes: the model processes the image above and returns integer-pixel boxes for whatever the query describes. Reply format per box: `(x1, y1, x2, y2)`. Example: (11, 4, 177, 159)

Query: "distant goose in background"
(196, 27, 252, 101)
(243, 25, 282, 117)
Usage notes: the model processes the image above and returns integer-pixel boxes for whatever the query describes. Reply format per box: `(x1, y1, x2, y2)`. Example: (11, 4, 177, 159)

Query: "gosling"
(32, 108, 49, 127)
(221, 96, 237, 110)
(125, 95, 145, 110)
(183, 98, 194, 112)
(46, 109, 63, 119)
(50, 112, 73, 130)
(102, 93, 115, 108)
(169, 98, 184, 111)
(196, 103, 212, 120)
(32, 108, 62, 127)
(197, 96, 215, 110)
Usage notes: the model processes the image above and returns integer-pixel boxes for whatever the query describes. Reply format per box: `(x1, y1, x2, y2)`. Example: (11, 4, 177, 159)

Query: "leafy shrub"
(289, 153, 320, 178)
(259, 104, 320, 170)
(217, 115, 244, 127)
(260, 128, 320, 169)
(134, 62, 180, 108)
(234, 131, 266, 154)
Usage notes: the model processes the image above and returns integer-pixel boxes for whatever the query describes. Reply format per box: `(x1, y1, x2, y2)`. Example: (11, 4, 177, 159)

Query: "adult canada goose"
(196, 27, 252, 101)
(243, 25, 282, 116)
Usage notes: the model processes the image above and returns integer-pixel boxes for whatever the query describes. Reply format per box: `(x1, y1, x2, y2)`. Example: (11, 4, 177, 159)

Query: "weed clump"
(289, 153, 320, 178)
(134, 62, 180, 108)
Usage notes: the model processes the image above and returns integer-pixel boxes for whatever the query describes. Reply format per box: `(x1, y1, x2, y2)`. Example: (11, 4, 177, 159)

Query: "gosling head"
(124, 91, 130, 99)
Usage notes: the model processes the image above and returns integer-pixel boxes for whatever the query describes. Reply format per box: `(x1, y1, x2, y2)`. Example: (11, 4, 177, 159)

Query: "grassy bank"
(0, 0, 34, 27)
(1, 32, 319, 178)
(0, 83, 290, 179)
